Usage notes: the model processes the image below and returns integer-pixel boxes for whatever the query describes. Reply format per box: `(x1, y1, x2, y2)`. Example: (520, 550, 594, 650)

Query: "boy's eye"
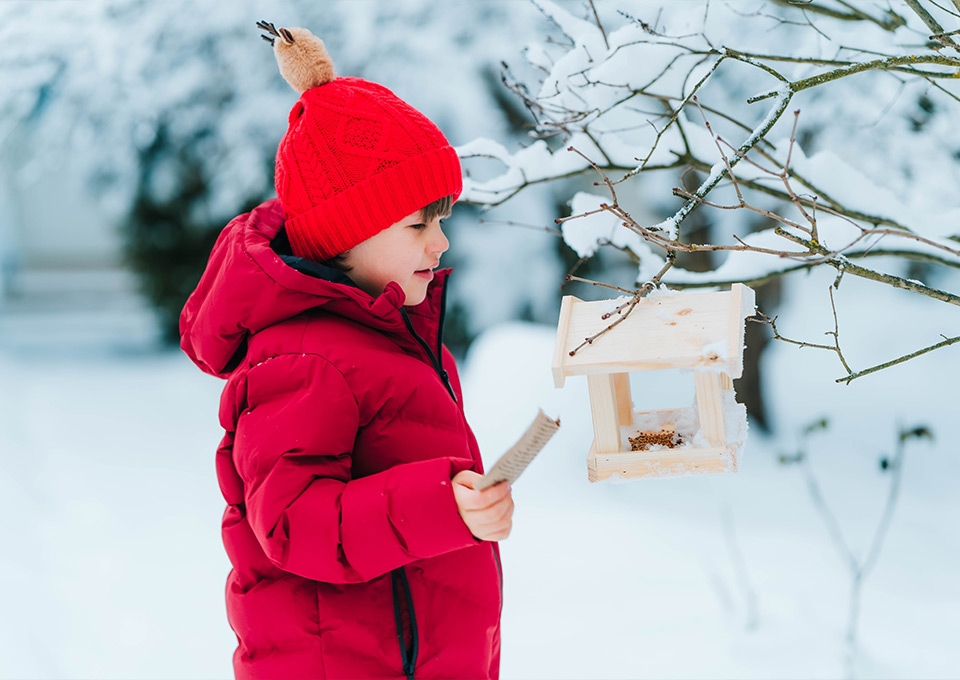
(410, 223, 428, 230)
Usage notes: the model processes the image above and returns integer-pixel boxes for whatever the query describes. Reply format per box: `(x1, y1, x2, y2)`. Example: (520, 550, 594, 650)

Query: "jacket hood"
(180, 198, 451, 378)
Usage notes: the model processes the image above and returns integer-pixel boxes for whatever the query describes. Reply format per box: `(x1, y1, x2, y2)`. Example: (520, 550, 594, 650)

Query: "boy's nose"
(431, 225, 450, 255)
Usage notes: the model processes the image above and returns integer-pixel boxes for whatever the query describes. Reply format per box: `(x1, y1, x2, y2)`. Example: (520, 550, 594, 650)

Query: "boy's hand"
(451, 470, 514, 541)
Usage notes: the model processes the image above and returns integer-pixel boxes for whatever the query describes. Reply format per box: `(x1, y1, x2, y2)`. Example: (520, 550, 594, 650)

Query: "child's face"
(343, 207, 450, 307)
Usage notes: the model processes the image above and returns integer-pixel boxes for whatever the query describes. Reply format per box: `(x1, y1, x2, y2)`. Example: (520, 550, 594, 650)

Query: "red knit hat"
(258, 22, 462, 262)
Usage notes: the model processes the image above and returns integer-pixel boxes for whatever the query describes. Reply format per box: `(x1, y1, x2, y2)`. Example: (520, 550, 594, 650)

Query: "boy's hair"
(322, 195, 454, 273)
(420, 193, 454, 224)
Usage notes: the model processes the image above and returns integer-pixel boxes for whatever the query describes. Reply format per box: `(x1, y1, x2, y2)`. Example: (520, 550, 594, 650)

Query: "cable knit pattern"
(275, 76, 462, 260)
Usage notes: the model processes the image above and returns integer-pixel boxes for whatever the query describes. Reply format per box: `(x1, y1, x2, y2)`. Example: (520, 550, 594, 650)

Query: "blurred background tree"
(0, 0, 565, 351)
(2, 0, 958, 422)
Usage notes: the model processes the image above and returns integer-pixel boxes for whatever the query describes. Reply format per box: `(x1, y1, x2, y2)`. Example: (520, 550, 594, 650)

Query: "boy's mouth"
(415, 262, 440, 277)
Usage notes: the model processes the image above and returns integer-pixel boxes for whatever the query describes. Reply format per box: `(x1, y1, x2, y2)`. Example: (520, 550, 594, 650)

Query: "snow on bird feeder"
(552, 283, 756, 482)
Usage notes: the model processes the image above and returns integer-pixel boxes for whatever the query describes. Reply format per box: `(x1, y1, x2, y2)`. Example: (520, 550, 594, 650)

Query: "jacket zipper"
(391, 567, 419, 680)
(399, 303, 457, 403)
(399, 279, 501, 669)
(433, 279, 502, 611)
(435, 278, 450, 384)
(493, 545, 504, 615)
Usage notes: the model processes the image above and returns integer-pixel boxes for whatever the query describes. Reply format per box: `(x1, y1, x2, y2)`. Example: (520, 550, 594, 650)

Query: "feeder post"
(694, 370, 727, 446)
(612, 373, 633, 426)
(587, 374, 621, 454)
(551, 295, 581, 388)
(727, 283, 756, 380)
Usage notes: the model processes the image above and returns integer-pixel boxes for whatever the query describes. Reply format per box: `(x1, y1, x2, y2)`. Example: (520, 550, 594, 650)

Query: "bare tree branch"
(748, 53, 960, 103)
(587, 0, 610, 49)
(905, 0, 960, 53)
(788, 422, 933, 676)
(836, 334, 960, 384)
(768, 0, 907, 31)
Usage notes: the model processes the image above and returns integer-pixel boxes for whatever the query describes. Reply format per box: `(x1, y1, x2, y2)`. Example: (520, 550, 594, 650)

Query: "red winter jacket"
(180, 199, 502, 679)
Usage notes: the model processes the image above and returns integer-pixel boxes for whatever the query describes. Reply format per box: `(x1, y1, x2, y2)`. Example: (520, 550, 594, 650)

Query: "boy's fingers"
(460, 502, 514, 538)
(477, 521, 512, 542)
(467, 497, 514, 529)
(456, 483, 511, 511)
(452, 469, 483, 489)
(477, 480, 511, 501)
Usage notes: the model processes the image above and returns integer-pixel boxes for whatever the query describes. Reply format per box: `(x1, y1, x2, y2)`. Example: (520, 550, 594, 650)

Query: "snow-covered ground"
(1, 262, 958, 679)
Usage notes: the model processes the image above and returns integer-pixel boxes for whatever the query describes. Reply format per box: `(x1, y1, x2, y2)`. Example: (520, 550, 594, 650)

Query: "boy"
(180, 23, 512, 679)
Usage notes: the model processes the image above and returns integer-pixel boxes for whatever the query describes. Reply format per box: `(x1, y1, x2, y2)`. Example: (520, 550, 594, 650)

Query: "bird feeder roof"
(552, 283, 756, 388)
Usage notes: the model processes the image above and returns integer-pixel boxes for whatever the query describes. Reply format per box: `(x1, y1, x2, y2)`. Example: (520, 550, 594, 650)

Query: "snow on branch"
(462, 0, 960, 380)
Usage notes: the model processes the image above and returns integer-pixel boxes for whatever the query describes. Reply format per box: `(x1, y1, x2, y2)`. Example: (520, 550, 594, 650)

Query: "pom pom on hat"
(257, 21, 335, 94)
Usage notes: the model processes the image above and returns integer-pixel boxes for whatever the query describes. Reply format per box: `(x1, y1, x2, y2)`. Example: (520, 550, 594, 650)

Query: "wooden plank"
(726, 283, 756, 380)
(562, 291, 734, 375)
(587, 439, 738, 482)
(720, 372, 732, 391)
(587, 374, 621, 454)
(612, 373, 633, 426)
(557, 358, 727, 377)
(632, 406, 692, 417)
(552, 295, 580, 388)
(694, 371, 726, 446)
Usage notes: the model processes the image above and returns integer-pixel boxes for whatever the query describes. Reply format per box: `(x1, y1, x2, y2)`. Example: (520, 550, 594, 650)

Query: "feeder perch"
(552, 283, 756, 482)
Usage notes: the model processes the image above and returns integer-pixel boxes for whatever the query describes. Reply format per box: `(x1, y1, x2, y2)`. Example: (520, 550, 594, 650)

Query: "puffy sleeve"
(233, 352, 480, 583)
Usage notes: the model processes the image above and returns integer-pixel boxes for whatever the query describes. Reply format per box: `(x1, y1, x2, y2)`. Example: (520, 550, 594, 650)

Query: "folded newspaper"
(475, 409, 561, 491)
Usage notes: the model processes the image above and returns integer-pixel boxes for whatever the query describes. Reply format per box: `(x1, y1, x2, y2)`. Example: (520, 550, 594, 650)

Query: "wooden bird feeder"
(552, 284, 756, 482)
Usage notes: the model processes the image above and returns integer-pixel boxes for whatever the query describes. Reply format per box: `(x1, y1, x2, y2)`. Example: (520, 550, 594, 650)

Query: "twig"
(722, 506, 759, 631)
(617, 54, 729, 182)
(752, 301, 850, 374)
(826, 287, 852, 374)
(904, 0, 960, 54)
(587, 0, 610, 50)
(790, 422, 932, 678)
(567, 145, 620, 207)
(836, 334, 960, 384)
(477, 218, 563, 236)
(564, 274, 638, 295)
(767, 0, 906, 31)
(568, 254, 676, 356)
(748, 54, 960, 103)
(775, 228, 960, 307)
(929, 0, 960, 19)
(681, 154, 919, 233)
(658, 80, 794, 240)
